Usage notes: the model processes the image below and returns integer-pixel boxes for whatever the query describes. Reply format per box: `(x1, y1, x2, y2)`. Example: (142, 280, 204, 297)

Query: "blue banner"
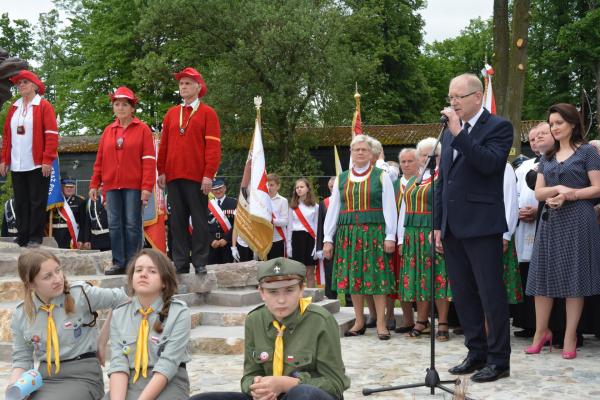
(46, 157, 64, 211)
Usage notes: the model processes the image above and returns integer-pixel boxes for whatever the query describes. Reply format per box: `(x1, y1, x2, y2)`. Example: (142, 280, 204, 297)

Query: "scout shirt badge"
(259, 351, 270, 362)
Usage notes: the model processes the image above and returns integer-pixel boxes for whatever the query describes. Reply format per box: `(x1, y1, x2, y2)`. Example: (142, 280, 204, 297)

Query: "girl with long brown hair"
(105, 248, 191, 399)
(9, 250, 127, 399)
(287, 178, 319, 287)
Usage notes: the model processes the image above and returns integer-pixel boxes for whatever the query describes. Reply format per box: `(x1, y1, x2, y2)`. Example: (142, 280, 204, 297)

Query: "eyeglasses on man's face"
(446, 91, 477, 104)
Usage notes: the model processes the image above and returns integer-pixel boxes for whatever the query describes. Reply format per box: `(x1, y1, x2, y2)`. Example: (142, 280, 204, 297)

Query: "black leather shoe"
(365, 317, 377, 328)
(514, 329, 534, 338)
(386, 318, 397, 331)
(194, 265, 207, 275)
(105, 266, 127, 275)
(448, 357, 486, 375)
(175, 265, 189, 274)
(470, 364, 510, 383)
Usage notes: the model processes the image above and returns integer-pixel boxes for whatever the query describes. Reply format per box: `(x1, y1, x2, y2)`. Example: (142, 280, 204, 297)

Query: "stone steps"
(188, 307, 357, 355)
(189, 298, 340, 328)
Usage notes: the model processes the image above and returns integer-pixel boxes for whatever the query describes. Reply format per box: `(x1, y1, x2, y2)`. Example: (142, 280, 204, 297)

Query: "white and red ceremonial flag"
(143, 135, 167, 253)
(234, 96, 273, 260)
(481, 63, 496, 115)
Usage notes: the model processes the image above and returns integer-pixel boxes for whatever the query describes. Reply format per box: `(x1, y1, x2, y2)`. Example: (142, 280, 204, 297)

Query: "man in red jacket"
(157, 67, 221, 274)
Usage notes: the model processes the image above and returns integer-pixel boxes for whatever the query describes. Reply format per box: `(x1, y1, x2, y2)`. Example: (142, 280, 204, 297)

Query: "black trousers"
(190, 384, 338, 400)
(238, 245, 254, 262)
(167, 179, 209, 269)
(12, 168, 49, 246)
(267, 239, 285, 259)
(442, 230, 511, 367)
(208, 244, 234, 264)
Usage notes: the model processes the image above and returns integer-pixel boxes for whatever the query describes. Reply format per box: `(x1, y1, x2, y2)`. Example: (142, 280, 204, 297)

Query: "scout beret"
(257, 257, 305, 289)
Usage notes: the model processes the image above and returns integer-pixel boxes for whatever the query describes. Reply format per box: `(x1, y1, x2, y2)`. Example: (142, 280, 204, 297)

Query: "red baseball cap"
(109, 86, 139, 105)
(9, 70, 46, 95)
(173, 67, 207, 98)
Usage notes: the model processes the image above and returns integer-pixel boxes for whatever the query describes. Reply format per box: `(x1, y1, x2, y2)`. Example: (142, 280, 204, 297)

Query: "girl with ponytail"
(105, 248, 191, 400)
(9, 250, 128, 399)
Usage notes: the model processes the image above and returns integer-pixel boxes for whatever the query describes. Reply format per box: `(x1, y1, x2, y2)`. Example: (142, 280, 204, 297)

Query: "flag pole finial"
(354, 82, 360, 100)
(254, 96, 262, 120)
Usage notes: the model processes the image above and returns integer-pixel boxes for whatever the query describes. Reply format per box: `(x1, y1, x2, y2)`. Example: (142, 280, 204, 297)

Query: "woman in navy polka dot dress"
(526, 103, 600, 360)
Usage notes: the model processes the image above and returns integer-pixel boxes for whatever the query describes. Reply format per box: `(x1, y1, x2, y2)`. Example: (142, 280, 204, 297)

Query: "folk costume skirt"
(332, 222, 395, 295)
(398, 226, 450, 302)
(502, 238, 523, 305)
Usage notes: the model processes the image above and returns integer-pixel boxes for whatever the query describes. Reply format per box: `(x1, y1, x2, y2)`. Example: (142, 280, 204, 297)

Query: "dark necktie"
(218, 199, 222, 207)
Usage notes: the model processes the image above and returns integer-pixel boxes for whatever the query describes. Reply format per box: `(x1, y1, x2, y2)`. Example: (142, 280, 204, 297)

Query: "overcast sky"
(2, 0, 493, 44)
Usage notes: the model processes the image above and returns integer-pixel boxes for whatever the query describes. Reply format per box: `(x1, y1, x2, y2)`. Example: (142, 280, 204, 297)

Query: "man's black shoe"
(175, 265, 189, 274)
(194, 265, 207, 275)
(470, 365, 510, 383)
(514, 329, 534, 338)
(448, 357, 486, 375)
(105, 266, 127, 275)
(365, 317, 377, 328)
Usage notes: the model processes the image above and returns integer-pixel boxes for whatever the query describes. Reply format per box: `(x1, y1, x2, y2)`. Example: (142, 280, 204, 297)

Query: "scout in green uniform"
(105, 248, 191, 400)
(8, 250, 128, 400)
(191, 257, 350, 400)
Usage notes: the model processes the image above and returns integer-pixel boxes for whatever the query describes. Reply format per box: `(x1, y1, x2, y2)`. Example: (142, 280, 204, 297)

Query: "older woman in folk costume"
(397, 138, 451, 340)
(392, 148, 419, 333)
(323, 135, 397, 340)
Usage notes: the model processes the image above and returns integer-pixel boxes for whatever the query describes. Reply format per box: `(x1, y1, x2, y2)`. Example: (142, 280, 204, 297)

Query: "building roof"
(56, 120, 543, 153)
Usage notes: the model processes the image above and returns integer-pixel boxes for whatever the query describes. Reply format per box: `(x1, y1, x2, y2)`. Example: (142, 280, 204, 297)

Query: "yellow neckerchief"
(272, 297, 312, 376)
(39, 303, 60, 375)
(133, 307, 154, 382)
(178, 99, 201, 134)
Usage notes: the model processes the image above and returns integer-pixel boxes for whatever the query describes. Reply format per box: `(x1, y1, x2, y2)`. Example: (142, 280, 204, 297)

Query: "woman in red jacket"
(1, 70, 58, 247)
(89, 87, 156, 275)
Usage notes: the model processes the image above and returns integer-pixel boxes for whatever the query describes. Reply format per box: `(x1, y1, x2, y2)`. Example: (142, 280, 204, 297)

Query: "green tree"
(420, 18, 493, 121)
(0, 13, 34, 60)
(557, 4, 600, 135)
(341, 0, 429, 124)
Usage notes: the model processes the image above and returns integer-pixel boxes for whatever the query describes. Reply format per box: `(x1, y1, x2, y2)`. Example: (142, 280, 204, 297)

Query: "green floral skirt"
(503, 238, 523, 304)
(332, 223, 395, 295)
(399, 226, 451, 302)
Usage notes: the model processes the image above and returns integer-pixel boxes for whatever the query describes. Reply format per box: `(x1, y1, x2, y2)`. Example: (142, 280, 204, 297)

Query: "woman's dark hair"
(546, 103, 586, 160)
(127, 248, 178, 333)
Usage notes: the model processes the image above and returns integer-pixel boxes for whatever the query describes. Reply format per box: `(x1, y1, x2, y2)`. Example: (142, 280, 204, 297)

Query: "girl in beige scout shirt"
(105, 248, 191, 400)
(8, 250, 128, 399)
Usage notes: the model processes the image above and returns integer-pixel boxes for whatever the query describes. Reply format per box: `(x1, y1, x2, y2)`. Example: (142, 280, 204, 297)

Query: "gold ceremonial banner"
(234, 96, 274, 260)
(234, 192, 273, 260)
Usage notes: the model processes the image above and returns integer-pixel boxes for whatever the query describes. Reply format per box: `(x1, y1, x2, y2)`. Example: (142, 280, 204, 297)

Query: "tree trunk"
(493, 0, 509, 117)
(505, 0, 530, 158)
(596, 61, 600, 136)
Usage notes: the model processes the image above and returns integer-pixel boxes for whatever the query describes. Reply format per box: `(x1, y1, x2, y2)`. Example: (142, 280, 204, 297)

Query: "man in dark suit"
(434, 73, 512, 383)
(208, 178, 237, 264)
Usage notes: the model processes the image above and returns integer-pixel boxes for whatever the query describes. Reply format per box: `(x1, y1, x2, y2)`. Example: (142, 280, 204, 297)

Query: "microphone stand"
(363, 117, 474, 400)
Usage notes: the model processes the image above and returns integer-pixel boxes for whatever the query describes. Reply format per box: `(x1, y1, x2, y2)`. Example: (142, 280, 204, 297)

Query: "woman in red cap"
(1, 70, 58, 247)
(90, 86, 156, 275)
(157, 67, 221, 274)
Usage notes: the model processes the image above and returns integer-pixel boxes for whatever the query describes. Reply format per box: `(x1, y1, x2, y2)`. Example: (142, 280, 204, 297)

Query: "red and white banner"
(482, 63, 497, 115)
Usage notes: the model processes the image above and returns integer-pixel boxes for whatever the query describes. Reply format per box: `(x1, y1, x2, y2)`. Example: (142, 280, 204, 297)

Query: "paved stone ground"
(1, 325, 599, 399)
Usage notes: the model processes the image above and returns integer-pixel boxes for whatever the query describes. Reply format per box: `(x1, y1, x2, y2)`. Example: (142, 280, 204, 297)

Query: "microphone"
(440, 114, 449, 125)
